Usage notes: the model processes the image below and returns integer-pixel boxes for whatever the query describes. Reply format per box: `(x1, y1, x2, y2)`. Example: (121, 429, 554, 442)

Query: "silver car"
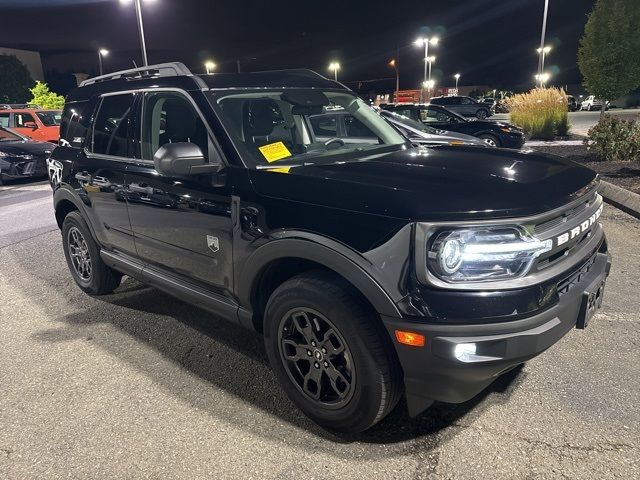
(378, 110, 492, 147)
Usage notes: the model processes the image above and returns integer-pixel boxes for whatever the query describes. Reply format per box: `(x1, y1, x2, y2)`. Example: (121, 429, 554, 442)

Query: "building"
(0, 47, 44, 82)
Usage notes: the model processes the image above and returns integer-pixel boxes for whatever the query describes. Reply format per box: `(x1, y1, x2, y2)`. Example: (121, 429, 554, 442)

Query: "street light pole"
(98, 49, 109, 75)
(120, 0, 150, 66)
(133, 0, 148, 66)
(389, 59, 399, 100)
(537, 0, 550, 81)
(415, 36, 438, 103)
(454, 73, 460, 90)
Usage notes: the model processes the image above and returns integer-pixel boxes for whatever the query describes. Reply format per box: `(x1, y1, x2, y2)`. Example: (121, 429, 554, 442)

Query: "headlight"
(427, 227, 552, 283)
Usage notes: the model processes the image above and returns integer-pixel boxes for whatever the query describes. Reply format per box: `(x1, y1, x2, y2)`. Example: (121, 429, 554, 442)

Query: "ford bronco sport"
(49, 63, 611, 433)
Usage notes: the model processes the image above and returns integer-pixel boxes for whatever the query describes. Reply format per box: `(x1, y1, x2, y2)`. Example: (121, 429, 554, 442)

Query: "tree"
(578, 0, 640, 118)
(0, 54, 34, 104)
(28, 81, 65, 109)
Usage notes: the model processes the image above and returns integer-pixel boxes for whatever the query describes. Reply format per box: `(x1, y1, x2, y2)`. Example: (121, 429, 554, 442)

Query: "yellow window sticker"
(258, 142, 292, 163)
(267, 167, 291, 174)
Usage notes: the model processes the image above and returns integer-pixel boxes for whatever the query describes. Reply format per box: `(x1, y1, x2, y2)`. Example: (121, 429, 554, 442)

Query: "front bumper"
(501, 132, 526, 149)
(381, 250, 611, 416)
(0, 157, 48, 179)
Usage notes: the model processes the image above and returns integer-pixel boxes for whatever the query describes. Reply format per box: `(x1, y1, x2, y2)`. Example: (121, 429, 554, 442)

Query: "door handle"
(75, 172, 92, 182)
(129, 183, 154, 195)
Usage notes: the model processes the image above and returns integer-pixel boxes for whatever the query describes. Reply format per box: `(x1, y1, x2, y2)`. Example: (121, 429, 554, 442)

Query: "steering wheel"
(324, 138, 345, 149)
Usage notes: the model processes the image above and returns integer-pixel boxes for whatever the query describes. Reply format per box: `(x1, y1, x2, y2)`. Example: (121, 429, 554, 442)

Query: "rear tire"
(264, 271, 402, 433)
(62, 211, 122, 295)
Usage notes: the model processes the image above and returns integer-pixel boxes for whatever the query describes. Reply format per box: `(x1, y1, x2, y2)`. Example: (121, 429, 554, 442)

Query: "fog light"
(454, 343, 501, 363)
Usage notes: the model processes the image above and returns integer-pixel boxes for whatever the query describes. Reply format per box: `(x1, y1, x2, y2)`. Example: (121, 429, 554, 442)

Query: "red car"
(0, 106, 62, 144)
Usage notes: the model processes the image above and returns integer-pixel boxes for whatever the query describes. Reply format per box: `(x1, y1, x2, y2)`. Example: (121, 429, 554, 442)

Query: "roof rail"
(79, 62, 198, 87)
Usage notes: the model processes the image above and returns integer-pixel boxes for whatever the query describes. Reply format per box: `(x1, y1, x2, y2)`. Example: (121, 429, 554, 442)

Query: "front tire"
(264, 271, 402, 433)
(62, 211, 122, 295)
(476, 109, 489, 120)
(479, 133, 500, 147)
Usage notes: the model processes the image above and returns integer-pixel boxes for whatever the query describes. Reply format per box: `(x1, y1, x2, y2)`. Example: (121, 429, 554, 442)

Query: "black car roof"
(66, 62, 348, 102)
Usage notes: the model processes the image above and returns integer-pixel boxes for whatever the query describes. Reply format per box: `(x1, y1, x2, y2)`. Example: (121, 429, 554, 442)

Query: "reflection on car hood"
(250, 146, 597, 221)
(0, 140, 53, 157)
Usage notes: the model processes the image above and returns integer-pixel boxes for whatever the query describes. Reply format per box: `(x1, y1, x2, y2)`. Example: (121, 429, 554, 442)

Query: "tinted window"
(15, 112, 36, 127)
(36, 111, 62, 126)
(309, 114, 338, 137)
(60, 102, 92, 148)
(92, 94, 134, 157)
(344, 115, 377, 138)
(0, 126, 22, 142)
(461, 97, 475, 105)
(420, 108, 456, 123)
(140, 92, 209, 161)
(0, 113, 9, 128)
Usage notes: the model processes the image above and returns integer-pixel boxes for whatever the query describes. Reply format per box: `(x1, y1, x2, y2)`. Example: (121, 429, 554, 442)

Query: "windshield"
(380, 111, 438, 134)
(36, 110, 62, 126)
(0, 126, 24, 142)
(208, 89, 407, 167)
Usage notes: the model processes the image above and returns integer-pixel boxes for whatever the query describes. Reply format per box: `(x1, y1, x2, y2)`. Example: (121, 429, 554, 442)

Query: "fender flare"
(53, 186, 99, 240)
(237, 235, 402, 318)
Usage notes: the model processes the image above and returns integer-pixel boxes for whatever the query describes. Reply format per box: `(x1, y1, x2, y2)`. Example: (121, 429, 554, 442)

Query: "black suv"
(50, 63, 610, 433)
(430, 95, 493, 119)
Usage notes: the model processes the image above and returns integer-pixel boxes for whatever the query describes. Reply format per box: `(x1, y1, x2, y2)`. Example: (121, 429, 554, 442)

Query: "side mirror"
(24, 121, 38, 130)
(153, 142, 223, 176)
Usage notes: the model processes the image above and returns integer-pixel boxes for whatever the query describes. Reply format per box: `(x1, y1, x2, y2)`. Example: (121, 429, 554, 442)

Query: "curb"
(600, 181, 640, 220)
(526, 140, 584, 146)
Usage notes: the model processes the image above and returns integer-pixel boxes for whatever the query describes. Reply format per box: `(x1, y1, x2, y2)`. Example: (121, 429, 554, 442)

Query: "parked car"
(567, 95, 578, 112)
(0, 106, 62, 143)
(50, 63, 610, 433)
(377, 110, 491, 147)
(381, 103, 525, 148)
(430, 95, 493, 119)
(0, 126, 53, 184)
(580, 96, 609, 111)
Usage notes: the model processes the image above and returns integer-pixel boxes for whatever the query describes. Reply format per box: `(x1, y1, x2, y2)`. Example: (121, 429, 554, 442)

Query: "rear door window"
(0, 113, 9, 128)
(15, 112, 36, 127)
(91, 94, 135, 157)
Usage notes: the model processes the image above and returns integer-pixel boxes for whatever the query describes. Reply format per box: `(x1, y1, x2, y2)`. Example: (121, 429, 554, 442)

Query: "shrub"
(507, 88, 570, 140)
(585, 115, 640, 162)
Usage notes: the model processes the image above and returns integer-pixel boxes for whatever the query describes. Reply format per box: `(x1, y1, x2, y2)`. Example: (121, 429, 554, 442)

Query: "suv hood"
(249, 146, 598, 221)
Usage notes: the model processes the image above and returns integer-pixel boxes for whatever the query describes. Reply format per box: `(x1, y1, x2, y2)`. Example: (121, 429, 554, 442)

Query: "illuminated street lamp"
(423, 79, 436, 101)
(535, 72, 551, 86)
(98, 48, 109, 75)
(120, 0, 156, 67)
(329, 62, 340, 81)
(415, 36, 439, 102)
(454, 73, 460, 89)
(205, 61, 216, 74)
(536, 45, 552, 85)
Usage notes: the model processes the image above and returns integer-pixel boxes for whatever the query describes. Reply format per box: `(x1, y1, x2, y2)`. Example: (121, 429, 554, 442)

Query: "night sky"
(0, 0, 595, 94)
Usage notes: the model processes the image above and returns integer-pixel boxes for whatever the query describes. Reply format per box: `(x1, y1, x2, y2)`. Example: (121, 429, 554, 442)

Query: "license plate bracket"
(576, 280, 606, 329)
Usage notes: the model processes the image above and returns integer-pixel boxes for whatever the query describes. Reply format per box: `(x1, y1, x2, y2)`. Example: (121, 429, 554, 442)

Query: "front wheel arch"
(238, 239, 402, 331)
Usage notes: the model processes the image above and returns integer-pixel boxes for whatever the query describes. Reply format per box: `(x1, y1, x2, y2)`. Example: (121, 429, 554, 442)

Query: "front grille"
(532, 190, 602, 272)
(534, 190, 597, 235)
(557, 253, 597, 296)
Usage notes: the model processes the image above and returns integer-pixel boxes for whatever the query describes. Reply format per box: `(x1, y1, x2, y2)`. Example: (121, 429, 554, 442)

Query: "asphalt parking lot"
(493, 108, 640, 136)
(1, 181, 638, 479)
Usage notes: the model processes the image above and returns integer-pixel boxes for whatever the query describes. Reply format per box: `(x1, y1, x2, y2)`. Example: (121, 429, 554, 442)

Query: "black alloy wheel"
(278, 308, 355, 408)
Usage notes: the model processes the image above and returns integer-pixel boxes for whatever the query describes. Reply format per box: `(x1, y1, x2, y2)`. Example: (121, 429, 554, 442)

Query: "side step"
(100, 250, 240, 324)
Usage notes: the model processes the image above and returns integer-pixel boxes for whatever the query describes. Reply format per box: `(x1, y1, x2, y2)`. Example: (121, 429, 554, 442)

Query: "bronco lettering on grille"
(556, 204, 603, 246)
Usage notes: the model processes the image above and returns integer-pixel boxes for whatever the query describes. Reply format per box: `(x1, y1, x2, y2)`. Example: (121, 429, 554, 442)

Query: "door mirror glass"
(153, 142, 222, 176)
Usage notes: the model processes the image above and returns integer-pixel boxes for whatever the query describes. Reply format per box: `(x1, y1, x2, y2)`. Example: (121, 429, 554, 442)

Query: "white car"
(580, 96, 609, 111)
